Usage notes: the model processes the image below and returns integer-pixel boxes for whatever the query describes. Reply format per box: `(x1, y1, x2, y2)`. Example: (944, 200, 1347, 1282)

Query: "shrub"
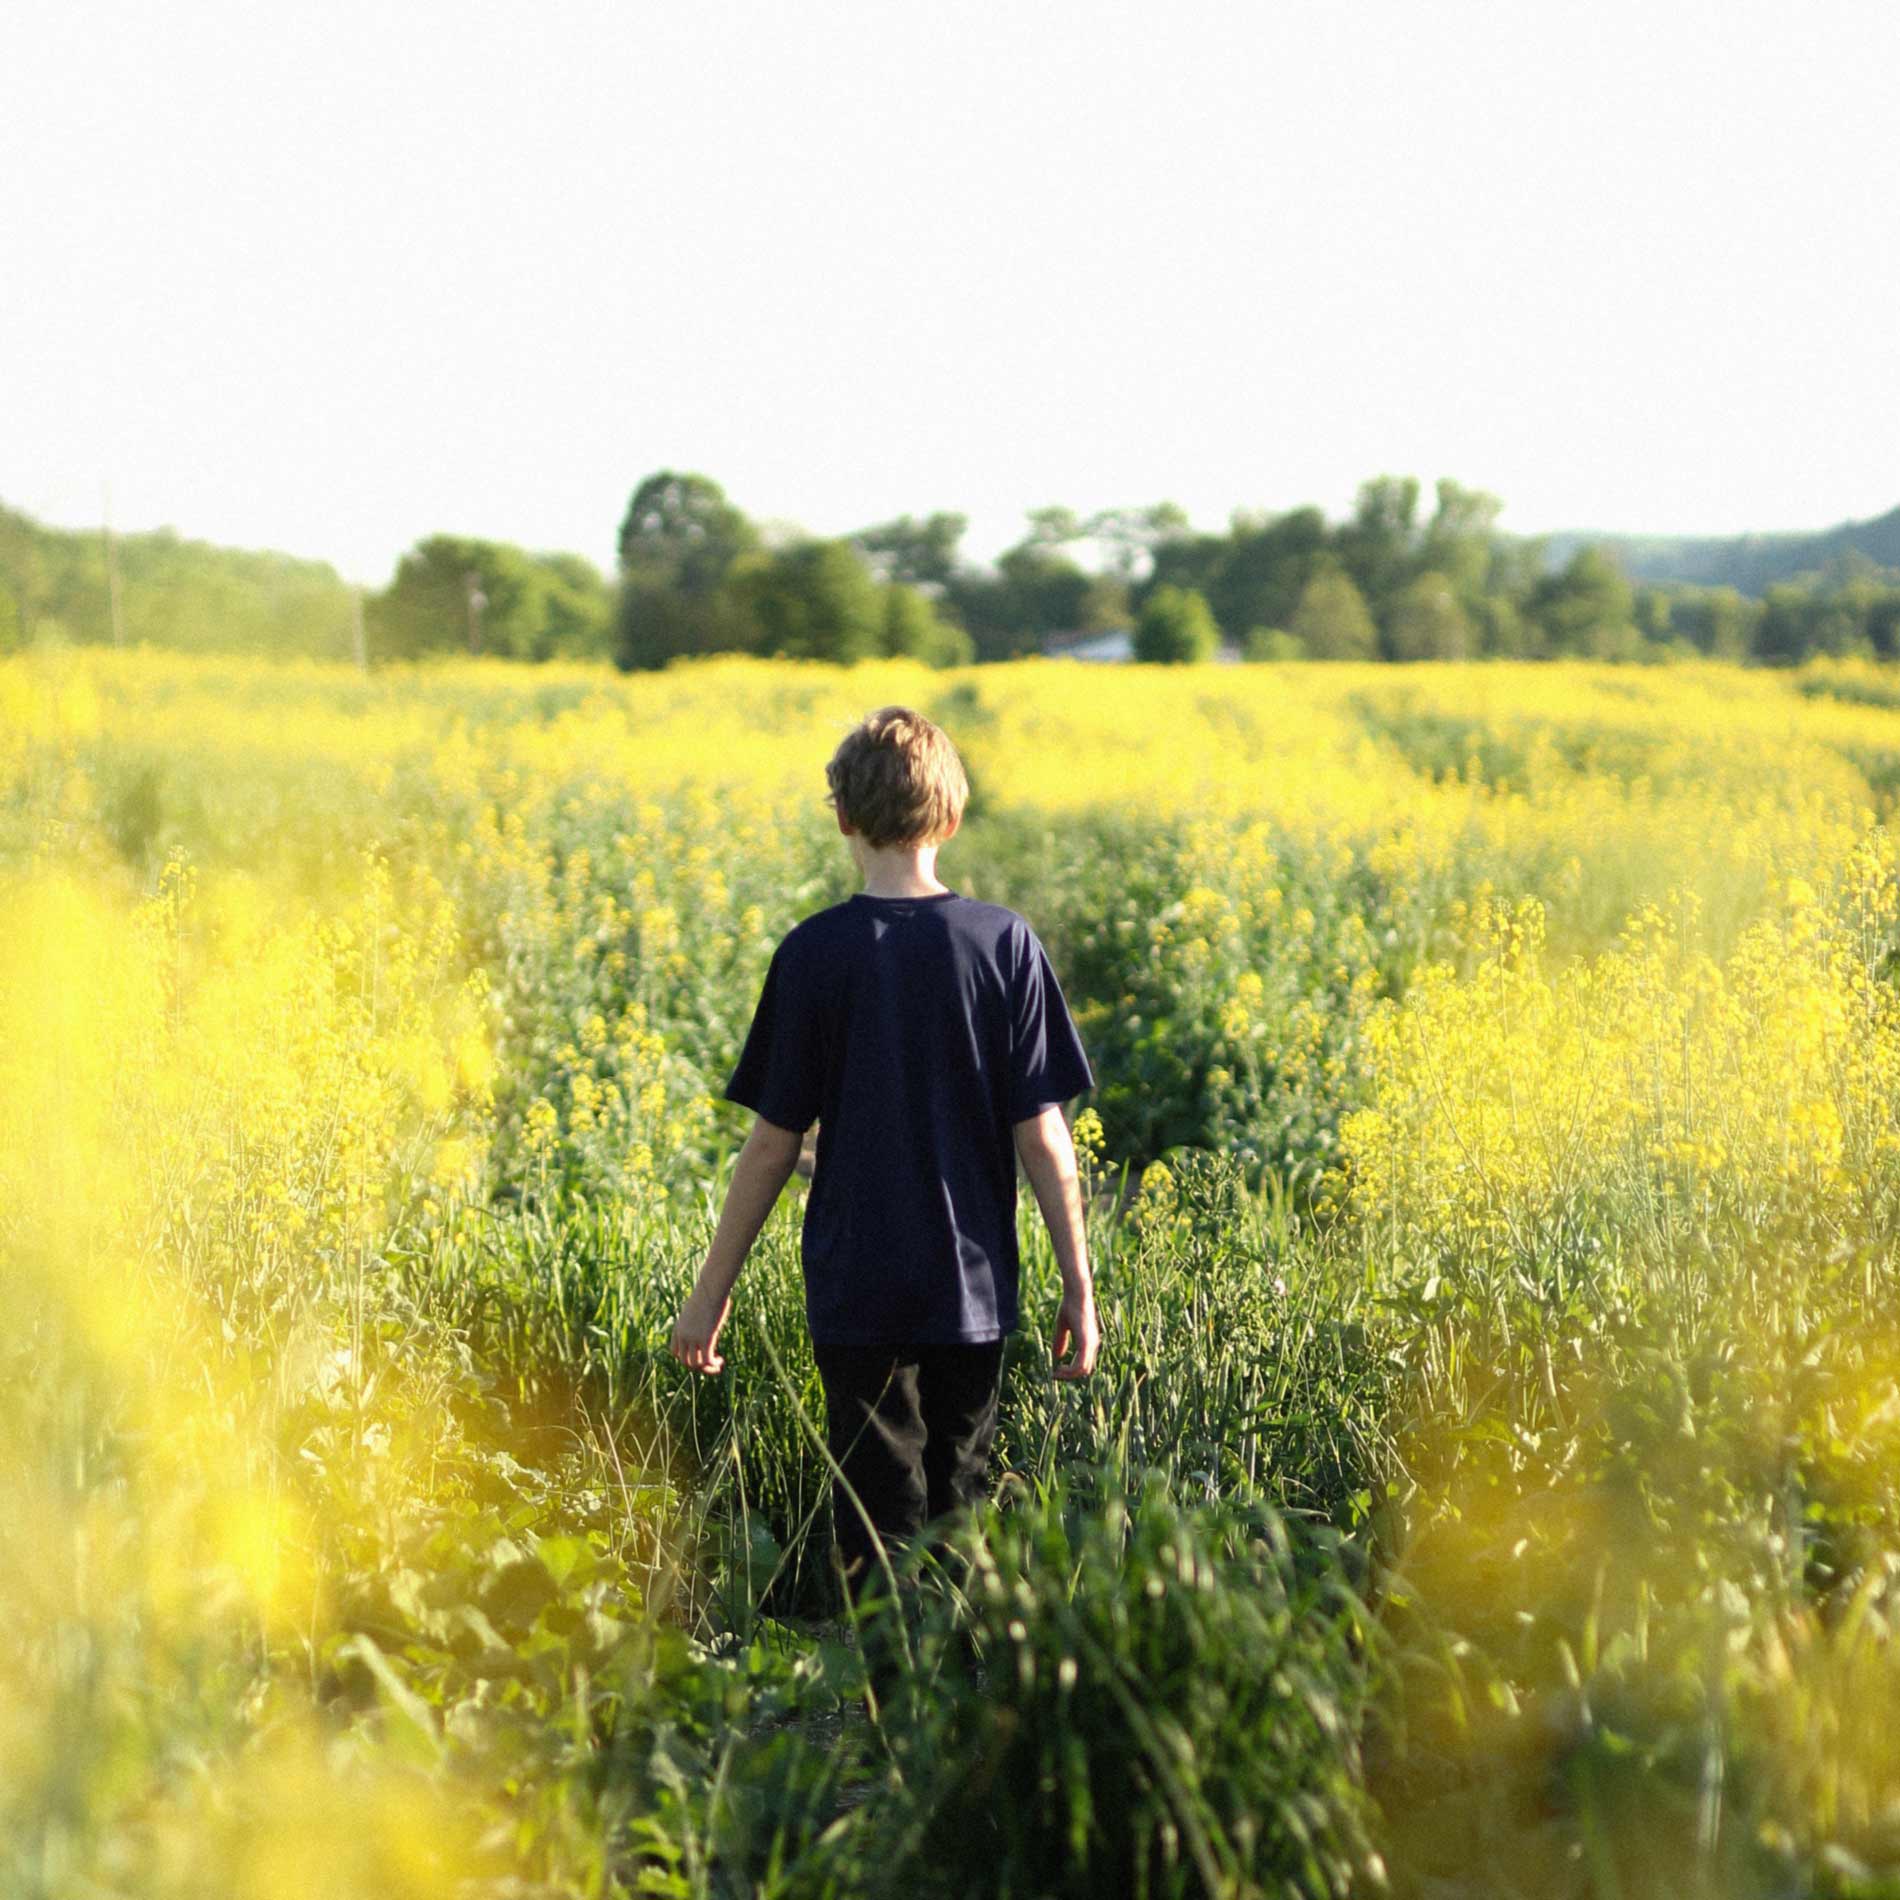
(1134, 585, 1220, 664)
(1243, 626, 1306, 662)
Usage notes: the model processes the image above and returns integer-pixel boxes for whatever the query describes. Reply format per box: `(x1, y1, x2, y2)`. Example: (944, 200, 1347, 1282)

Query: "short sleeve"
(1007, 927, 1095, 1123)
(724, 939, 825, 1134)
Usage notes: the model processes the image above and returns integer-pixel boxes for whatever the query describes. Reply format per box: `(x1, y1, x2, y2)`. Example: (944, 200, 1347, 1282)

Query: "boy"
(668, 705, 1099, 1604)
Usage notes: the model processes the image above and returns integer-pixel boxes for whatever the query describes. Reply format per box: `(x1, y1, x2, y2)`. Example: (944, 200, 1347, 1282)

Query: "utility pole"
(102, 482, 125, 648)
(351, 585, 368, 671)
(465, 570, 486, 655)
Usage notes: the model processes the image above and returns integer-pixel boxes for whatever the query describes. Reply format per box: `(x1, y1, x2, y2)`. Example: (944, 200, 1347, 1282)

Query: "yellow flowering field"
(8, 645, 1900, 1898)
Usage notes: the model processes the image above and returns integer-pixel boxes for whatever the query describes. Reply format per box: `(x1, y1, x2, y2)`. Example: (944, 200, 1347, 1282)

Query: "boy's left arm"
(669, 1115, 804, 1374)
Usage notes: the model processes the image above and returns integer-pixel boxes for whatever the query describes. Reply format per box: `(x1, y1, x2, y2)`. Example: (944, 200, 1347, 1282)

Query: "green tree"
(1633, 585, 1673, 645)
(1019, 505, 1086, 550)
(1335, 475, 1421, 610)
(1242, 627, 1305, 662)
(851, 512, 969, 591)
(1291, 566, 1379, 660)
(1531, 546, 1635, 657)
(882, 581, 973, 666)
(1420, 479, 1503, 603)
(1754, 582, 1814, 663)
(1204, 506, 1328, 639)
(1385, 570, 1471, 661)
(1077, 573, 1131, 633)
(744, 539, 885, 663)
(1133, 584, 1219, 663)
(1474, 593, 1540, 659)
(1145, 530, 1231, 609)
(0, 507, 56, 646)
(940, 506, 1099, 660)
(530, 552, 614, 659)
(1805, 577, 1878, 659)
(1084, 502, 1191, 580)
(370, 536, 575, 662)
(616, 471, 755, 590)
(1865, 585, 1900, 661)
(1670, 585, 1754, 660)
(613, 471, 759, 669)
(989, 544, 1091, 643)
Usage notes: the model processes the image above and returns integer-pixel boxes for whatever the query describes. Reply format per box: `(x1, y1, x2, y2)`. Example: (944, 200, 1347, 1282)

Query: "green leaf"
(338, 1634, 444, 1767)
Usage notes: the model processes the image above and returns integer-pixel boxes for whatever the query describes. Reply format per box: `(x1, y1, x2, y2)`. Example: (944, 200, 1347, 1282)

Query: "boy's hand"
(669, 1117, 799, 1378)
(1052, 1289, 1099, 1381)
(670, 1287, 732, 1375)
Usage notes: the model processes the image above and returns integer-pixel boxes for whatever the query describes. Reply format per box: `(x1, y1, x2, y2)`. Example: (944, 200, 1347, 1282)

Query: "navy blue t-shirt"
(722, 891, 1094, 1346)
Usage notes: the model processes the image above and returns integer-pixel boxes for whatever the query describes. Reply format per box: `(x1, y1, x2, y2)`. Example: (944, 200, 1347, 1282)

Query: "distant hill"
(0, 503, 615, 663)
(1544, 503, 1900, 595)
(0, 501, 358, 658)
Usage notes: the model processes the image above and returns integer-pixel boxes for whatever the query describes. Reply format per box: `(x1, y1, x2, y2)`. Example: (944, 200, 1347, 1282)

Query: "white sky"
(4, 2, 1897, 586)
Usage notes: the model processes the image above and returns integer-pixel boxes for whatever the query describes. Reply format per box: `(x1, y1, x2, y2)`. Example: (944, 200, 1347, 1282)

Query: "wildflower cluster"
(1335, 839, 1900, 1271)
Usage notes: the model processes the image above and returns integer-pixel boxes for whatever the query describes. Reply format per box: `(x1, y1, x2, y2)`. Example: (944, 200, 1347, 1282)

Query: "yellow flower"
(522, 1096, 560, 1157)
(454, 1032, 495, 1095)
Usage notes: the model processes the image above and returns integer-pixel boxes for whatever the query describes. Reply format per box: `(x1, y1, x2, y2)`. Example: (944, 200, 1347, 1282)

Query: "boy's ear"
(835, 807, 854, 837)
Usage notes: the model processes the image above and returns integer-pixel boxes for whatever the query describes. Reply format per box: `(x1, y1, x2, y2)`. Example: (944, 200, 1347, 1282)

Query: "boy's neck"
(855, 842, 951, 899)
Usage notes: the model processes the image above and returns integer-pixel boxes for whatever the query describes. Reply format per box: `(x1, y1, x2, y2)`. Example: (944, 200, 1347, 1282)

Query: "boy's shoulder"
(779, 893, 1035, 956)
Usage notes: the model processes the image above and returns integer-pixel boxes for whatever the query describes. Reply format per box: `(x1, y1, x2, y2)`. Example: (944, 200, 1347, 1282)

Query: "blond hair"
(825, 706, 969, 849)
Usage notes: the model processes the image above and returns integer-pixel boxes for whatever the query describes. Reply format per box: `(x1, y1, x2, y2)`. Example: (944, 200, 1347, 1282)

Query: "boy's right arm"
(670, 1115, 803, 1374)
(1012, 1106, 1100, 1381)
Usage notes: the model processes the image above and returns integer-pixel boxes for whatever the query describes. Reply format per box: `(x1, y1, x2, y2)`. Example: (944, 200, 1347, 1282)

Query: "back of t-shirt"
(722, 890, 1093, 1346)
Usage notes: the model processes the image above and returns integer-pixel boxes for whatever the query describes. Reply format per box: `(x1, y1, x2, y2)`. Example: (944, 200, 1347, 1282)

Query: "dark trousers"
(812, 1339, 1007, 1599)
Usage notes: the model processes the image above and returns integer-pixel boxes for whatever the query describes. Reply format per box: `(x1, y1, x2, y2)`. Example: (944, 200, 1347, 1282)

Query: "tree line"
(5, 477, 1899, 669)
(610, 470, 1900, 669)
